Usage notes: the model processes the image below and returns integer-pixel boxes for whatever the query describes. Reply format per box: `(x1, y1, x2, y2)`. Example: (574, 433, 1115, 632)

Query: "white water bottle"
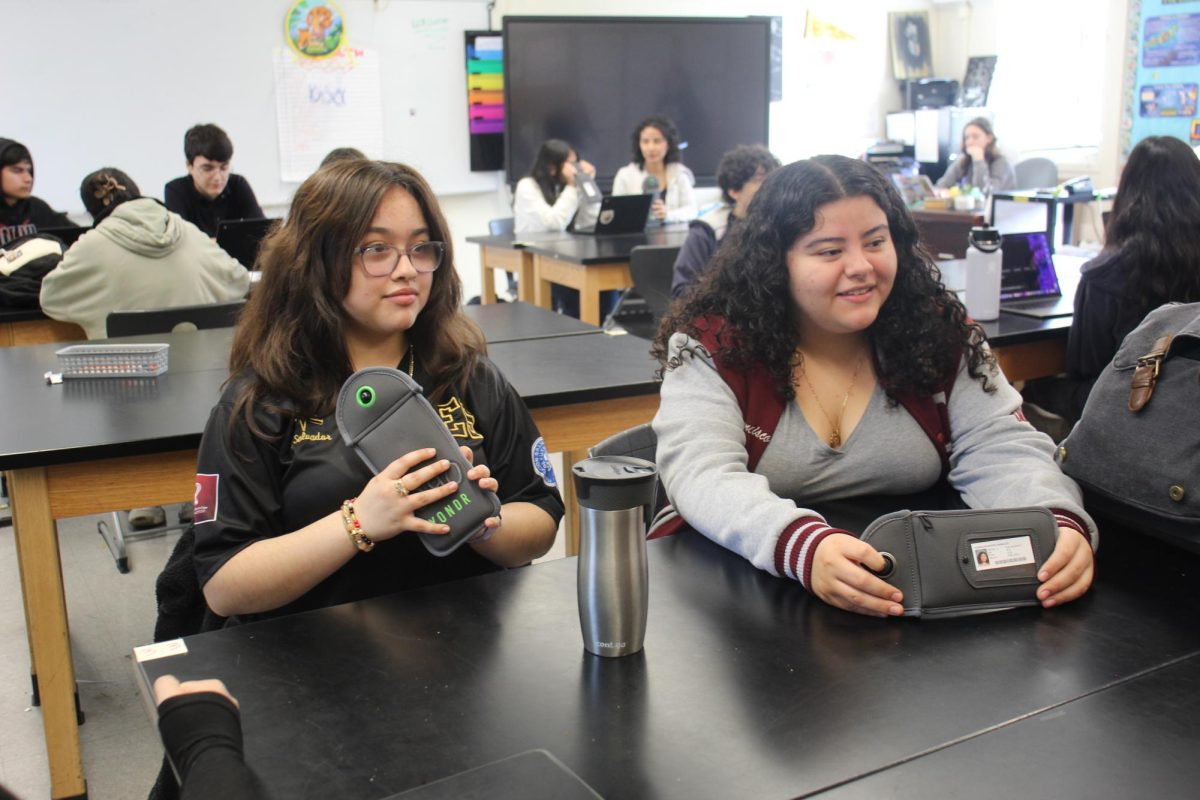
(964, 226, 1002, 321)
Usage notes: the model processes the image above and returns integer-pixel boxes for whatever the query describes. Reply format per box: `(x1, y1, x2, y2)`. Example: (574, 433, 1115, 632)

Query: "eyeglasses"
(354, 242, 445, 277)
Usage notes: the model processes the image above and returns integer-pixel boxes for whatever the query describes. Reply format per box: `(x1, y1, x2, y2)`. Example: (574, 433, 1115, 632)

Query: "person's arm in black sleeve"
(467, 360, 562, 566)
(156, 678, 264, 800)
(671, 222, 716, 298)
(232, 175, 265, 219)
(1064, 270, 1120, 419)
(30, 197, 72, 229)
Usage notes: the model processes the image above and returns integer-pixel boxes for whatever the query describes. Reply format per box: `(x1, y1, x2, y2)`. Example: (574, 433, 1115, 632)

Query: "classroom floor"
(0, 458, 567, 800)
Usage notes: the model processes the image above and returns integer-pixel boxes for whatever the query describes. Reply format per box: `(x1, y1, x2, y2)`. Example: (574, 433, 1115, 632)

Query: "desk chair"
(97, 300, 246, 572)
(105, 300, 245, 337)
(1014, 158, 1058, 191)
(489, 218, 518, 297)
(607, 245, 680, 339)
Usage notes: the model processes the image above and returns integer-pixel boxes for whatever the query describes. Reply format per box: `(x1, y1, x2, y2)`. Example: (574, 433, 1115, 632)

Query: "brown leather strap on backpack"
(1128, 335, 1173, 412)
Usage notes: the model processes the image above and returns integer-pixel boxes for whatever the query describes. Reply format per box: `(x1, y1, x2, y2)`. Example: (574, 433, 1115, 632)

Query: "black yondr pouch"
(336, 367, 501, 557)
(860, 507, 1058, 618)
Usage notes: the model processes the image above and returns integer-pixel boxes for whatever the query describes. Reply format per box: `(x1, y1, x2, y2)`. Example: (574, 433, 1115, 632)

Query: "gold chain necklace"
(406, 346, 415, 377)
(797, 352, 863, 449)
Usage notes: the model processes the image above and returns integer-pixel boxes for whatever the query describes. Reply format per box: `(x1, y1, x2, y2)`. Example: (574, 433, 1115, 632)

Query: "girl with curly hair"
(651, 155, 1095, 617)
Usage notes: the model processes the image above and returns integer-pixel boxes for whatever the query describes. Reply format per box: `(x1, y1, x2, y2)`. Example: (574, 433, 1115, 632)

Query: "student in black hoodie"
(164, 124, 264, 238)
(0, 138, 72, 243)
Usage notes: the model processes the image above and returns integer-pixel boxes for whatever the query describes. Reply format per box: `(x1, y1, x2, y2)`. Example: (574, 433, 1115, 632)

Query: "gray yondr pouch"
(859, 507, 1058, 618)
(336, 367, 501, 557)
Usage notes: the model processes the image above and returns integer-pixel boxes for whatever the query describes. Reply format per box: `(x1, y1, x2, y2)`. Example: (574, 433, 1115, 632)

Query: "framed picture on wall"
(962, 55, 998, 107)
(889, 11, 932, 80)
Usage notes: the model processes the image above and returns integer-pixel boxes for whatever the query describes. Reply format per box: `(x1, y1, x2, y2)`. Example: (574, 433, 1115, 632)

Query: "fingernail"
(889, 605, 903, 616)
(891, 592, 902, 603)
(1038, 571, 1048, 581)
(441, 459, 450, 466)
(441, 525, 450, 532)
(1043, 598, 1057, 608)
(1037, 589, 1048, 600)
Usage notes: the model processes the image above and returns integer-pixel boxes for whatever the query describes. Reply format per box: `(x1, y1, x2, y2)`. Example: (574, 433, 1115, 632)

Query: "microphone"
(642, 175, 661, 203)
(642, 175, 662, 226)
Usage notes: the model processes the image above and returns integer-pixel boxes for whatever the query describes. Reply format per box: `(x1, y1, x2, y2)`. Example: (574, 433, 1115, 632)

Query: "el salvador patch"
(193, 474, 219, 525)
(531, 437, 557, 488)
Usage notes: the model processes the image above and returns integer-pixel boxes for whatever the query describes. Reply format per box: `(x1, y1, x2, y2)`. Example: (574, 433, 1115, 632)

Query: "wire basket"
(55, 343, 170, 378)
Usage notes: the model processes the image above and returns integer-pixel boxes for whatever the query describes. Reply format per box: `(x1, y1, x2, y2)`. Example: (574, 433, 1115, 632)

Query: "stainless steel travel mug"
(573, 456, 658, 658)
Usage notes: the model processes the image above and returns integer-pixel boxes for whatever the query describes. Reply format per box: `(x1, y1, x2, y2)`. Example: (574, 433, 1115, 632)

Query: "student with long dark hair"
(513, 138, 595, 233)
(934, 117, 1016, 194)
(193, 160, 561, 623)
(652, 156, 1094, 617)
(613, 115, 697, 223)
(1025, 135, 1200, 424)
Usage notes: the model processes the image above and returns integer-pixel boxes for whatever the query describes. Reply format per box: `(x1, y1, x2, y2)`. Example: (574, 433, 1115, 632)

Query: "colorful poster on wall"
(1139, 82, 1198, 115)
(1123, 1, 1200, 156)
(1143, 13, 1200, 66)
(465, 31, 503, 172)
(286, 0, 345, 59)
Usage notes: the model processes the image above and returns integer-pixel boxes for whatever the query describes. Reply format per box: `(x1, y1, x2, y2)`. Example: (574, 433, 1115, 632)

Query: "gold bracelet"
(340, 498, 375, 553)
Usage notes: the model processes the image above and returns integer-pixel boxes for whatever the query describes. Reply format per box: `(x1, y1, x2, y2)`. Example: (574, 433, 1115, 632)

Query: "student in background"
(934, 117, 1016, 194)
(1024, 135, 1200, 425)
(193, 160, 561, 624)
(164, 124, 264, 238)
(320, 147, 367, 168)
(0, 138, 72, 242)
(671, 144, 780, 298)
(513, 139, 595, 234)
(652, 156, 1094, 617)
(513, 139, 597, 316)
(40, 168, 249, 339)
(613, 115, 697, 223)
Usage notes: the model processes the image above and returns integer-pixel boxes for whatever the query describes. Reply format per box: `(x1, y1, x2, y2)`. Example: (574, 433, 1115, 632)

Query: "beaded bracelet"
(340, 498, 375, 553)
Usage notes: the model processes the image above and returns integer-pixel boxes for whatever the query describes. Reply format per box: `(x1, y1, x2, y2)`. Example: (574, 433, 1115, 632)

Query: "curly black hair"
(716, 144, 780, 204)
(652, 155, 994, 401)
(631, 115, 682, 167)
(1105, 135, 1200, 319)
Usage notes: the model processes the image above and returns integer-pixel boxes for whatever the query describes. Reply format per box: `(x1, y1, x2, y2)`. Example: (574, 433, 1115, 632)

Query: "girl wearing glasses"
(192, 160, 562, 623)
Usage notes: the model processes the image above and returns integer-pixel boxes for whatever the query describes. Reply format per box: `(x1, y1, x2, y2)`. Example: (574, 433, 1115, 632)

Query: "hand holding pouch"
(336, 367, 501, 557)
(859, 507, 1057, 618)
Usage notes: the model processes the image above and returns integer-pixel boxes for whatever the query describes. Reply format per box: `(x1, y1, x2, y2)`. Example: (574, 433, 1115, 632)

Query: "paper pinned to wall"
(273, 46, 384, 182)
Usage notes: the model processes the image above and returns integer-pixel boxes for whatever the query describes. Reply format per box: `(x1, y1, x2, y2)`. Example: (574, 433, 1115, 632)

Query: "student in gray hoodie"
(651, 156, 1095, 618)
(40, 167, 250, 339)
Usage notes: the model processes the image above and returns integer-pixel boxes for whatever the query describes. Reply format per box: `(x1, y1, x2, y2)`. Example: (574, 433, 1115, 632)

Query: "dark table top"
(467, 228, 690, 265)
(134, 530, 1200, 800)
(463, 301, 600, 342)
(0, 322, 658, 471)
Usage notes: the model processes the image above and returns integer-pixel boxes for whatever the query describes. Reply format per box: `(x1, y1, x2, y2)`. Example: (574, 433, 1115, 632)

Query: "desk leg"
(9, 468, 87, 800)
(516, 256, 535, 304)
(480, 263, 497, 305)
(534, 263, 554, 311)
(561, 449, 586, 556)
(579, 270, 603, 327)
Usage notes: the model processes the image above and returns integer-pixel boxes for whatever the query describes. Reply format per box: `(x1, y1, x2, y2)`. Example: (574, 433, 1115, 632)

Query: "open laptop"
(216, 217, 275, 269)
(889, 173, 937, 207)
(998, 231, 1075, 318)
(570, 173, 653, 235)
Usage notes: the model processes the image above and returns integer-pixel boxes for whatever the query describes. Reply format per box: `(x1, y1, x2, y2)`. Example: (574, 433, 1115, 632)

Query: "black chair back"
(105, 300, 246, 337)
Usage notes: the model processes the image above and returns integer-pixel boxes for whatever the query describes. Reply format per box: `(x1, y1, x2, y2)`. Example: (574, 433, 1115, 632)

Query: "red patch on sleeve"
(1012, 408, 1028, 422)
(193, 474, 219, 524)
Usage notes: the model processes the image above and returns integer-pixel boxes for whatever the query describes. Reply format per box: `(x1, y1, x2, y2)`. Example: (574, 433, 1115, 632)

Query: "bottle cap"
(968, 226, 1002, 252)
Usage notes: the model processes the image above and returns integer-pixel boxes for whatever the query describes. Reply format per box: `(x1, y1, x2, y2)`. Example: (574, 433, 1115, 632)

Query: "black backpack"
(0, 232, 65, 308)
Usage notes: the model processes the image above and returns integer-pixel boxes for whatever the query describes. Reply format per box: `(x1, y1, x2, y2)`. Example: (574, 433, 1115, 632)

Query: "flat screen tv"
(503, 16, 772, 190)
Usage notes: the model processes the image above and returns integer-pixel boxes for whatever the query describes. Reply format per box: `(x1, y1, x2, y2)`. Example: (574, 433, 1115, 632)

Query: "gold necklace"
(406, 345, 415, 377)
(797, 352, 863, 449)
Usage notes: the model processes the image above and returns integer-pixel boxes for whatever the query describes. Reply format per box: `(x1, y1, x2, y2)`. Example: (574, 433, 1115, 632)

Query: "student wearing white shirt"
(612, 115, 697, 224)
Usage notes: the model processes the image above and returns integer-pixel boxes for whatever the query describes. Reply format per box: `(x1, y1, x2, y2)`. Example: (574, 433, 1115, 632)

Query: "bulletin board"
(4, 0, 498, 216)
(1122, 0, 1200, 155)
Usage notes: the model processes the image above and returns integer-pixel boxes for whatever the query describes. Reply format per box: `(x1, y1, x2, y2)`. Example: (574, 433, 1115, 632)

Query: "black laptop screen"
(1000, 232, 1060, 300)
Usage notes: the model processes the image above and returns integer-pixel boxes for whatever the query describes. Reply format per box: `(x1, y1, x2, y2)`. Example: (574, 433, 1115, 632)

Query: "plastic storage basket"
(55, 343, 170, 378)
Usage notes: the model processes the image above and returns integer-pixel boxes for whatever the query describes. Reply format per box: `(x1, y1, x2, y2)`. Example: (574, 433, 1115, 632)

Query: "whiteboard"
(5, 0, 498, 216)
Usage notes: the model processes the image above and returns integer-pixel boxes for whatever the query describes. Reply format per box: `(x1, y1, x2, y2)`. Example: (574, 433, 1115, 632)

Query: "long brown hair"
(230, 160, 483, 437)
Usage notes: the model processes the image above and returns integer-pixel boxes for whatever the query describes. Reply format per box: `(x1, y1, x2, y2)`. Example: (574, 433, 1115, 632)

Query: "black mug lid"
(968, 226, 1002, 252)
(572, 456, 658, 511)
